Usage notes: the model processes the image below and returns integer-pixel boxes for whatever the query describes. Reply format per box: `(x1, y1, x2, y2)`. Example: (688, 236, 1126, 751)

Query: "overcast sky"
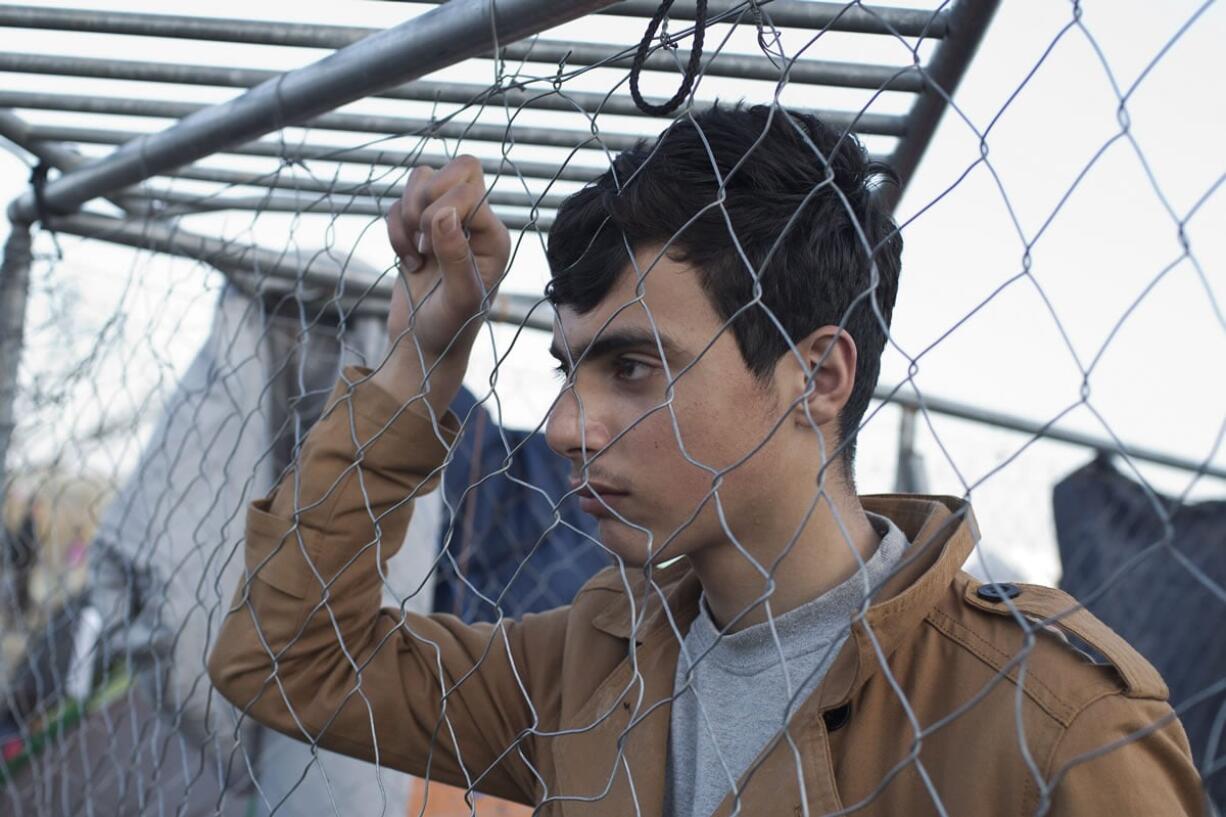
(1, 0, 1222, 584)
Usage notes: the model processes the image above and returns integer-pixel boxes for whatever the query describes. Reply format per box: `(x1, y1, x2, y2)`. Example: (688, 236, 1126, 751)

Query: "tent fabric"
(79, 284, 596, 811)
(432, 387, 607, 623)
(87, 285, 439, 815)
(1054, 457, 1226, 811)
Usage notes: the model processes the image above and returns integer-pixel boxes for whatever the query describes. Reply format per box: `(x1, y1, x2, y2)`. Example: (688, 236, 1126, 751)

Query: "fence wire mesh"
(0, 1, 1223, 815)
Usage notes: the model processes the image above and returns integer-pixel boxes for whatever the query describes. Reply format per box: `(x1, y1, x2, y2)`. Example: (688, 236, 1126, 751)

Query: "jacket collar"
(561, 495, 977, 817)
(817, 494, 978, 708)
(589, 494, 979, 701)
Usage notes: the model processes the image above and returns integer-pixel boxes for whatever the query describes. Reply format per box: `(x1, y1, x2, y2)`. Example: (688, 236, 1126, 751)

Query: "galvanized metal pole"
(19, 123, 609, 184)
(386, 0, 953, 36)
(0, 221, 33, 489)
(893, 405, 928, 492)
(48, 211, 386, 292)
(0, 2, 950, 39)
(139, 191, 553, 231)
(877, 387, 1226, 482)
(160, 164, 571, 211)
(0, 5, 934, 87)
(886, 0, 1001, 203)
(0, 90, 646, 153)
(6, 0, 622, 224)
(0, 52, 909, 135)
(0, 107, 186, 217)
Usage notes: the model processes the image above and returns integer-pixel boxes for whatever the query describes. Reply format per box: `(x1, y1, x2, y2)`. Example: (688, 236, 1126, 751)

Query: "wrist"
(371, 336, 472, 416)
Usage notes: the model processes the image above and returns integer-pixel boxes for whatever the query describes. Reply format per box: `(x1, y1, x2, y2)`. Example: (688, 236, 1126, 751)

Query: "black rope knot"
(28, 161, 53, 227)
(28, 160, 63, 257)
(629, 0, 708, 117)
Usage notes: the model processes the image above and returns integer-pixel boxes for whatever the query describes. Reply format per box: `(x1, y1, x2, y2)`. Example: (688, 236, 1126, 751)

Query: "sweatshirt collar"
(683, 513, 909, 673)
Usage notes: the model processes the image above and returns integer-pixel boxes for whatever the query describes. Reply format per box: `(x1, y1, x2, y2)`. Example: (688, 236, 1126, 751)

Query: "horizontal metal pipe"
(0, 52, 909, 136)
(7, 0, 622, 223)
(48, 210, 387, 289)
(0, 89, 641, 153)
(0, 6, 925, 93)
(495, 40, 924, 92)
(47, 211, 393, 315)
(593, 0, 948, 36)
(22, 122, 888, 183)
(0, 109, 218, 219)
(235, 273, 549, 322)
(46, 209, 555, 320)
(22, 123, 609, 184)
(164, 164, 572, 210)
(0, 108, 83, 170)
(0, 6, 374, 49)
(879, 387, 1226, 482)
(0, 2, 945, 44)
(139, 189, 555, 231)
(0, 107, 164, 215)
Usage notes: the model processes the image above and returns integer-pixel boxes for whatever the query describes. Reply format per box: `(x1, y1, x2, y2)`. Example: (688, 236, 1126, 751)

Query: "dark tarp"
(433, 387, 607, 623)
(1055, 457, 1226, 811)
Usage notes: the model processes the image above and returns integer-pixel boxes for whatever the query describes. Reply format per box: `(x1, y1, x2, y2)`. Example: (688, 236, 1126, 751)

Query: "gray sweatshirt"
(663, 513, 908, 817)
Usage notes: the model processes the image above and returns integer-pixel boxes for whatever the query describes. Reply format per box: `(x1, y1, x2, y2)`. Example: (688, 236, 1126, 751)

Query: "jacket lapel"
(551, 565, 700, 817)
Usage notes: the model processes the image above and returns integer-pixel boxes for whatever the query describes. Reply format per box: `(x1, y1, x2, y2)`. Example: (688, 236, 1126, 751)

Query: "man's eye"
(613, 358, 654, 381)
(552, 362, 570, 381)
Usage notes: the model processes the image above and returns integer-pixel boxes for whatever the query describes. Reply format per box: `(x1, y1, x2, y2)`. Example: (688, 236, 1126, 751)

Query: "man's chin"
(596, 520, 685, 570)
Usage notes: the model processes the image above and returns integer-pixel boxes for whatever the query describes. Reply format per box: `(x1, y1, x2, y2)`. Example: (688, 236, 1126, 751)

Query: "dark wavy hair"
(546, 103, 903, 473)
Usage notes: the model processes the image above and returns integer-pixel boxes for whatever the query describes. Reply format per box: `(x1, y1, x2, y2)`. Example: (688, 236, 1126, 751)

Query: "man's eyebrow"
(548, 329, 686, 369)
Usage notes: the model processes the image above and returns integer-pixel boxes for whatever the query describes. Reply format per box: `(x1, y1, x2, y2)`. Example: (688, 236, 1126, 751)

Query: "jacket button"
(822, 704, 851, 733)
(976, 582, 1021, 602)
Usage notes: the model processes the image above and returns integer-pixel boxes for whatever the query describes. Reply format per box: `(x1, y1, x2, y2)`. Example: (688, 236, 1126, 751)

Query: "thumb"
(431, 206, 486, 313)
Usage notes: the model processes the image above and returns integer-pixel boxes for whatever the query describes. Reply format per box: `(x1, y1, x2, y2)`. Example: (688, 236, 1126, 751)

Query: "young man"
(208, 104, 1205, 816)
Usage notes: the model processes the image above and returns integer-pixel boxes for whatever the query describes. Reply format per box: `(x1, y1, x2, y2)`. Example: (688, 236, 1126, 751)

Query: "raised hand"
(377, 155, 511, 409)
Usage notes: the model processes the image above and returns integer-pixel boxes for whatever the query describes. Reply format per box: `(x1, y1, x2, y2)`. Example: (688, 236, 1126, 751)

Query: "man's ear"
(781, 326, 858, 428)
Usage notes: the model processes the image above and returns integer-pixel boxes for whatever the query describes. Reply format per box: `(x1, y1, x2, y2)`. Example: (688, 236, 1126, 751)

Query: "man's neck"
(686, 496, 880, 633)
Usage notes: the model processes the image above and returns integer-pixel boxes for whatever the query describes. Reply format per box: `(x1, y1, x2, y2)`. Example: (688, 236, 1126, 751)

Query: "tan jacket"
(208, 367, 1206, 816)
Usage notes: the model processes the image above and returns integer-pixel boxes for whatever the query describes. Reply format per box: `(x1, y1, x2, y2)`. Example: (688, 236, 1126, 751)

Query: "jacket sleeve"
(1046, 692, 1207, 816)
(206, 365, 565, 805)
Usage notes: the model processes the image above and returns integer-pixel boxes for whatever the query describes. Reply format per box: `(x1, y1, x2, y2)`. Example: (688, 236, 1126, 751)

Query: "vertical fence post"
(0, 219, 33, 491)
(894, 405, 928, 493)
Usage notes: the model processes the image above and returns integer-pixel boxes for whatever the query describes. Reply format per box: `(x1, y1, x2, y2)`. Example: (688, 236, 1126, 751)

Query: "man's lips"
(569, 478, 629, 517)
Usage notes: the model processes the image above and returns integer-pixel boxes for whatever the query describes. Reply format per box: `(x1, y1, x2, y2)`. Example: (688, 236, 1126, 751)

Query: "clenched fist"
(376, 155, 511, 409)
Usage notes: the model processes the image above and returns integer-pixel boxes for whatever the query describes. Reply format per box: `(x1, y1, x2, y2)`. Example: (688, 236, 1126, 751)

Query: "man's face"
(545, 246, 796, 568)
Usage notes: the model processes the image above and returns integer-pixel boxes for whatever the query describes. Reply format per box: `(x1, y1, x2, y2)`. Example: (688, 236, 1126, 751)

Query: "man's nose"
(545, 383, 611, 463)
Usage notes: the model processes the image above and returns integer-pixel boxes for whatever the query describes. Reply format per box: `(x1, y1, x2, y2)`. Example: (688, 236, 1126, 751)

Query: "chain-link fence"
(0, 1, 1223, 815)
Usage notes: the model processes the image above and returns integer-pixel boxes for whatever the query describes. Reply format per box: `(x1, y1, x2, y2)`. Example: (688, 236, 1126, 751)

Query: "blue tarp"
(433, 388, 607, 622)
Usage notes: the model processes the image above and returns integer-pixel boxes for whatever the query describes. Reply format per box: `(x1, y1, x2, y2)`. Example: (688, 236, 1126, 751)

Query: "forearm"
(370, 320, 476, 420)
(205, 365, 552, 801)
(268, 363, 456, 527)
(209, 365, 459, 756)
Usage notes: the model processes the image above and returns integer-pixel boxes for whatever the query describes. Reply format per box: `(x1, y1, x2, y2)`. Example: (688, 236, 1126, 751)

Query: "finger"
(400, 164, 436, 256)
(430, 205, 486, 315)
(422, 155, 485, 202)
(416, 156, 489, 255)
(417, 179, 505, 265)
(385, 200, 420, 274)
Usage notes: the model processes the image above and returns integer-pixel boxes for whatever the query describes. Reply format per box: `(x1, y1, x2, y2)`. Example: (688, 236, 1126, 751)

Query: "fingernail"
(415, 231, 428, 255)
(400, 254, 420, 274)
(442, 207, 458, 235)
